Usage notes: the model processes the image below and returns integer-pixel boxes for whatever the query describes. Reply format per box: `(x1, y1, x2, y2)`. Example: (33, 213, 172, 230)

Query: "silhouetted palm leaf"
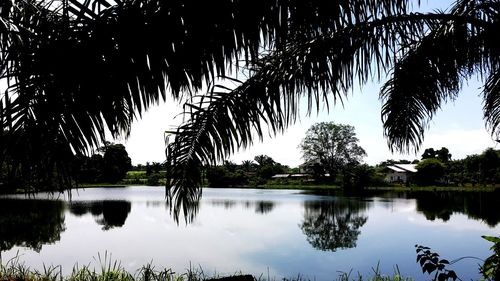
(381, 0, 499, 152)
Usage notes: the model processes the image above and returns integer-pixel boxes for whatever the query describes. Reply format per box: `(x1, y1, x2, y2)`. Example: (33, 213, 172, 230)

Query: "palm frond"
(380, 0, 497, 153)
(165, 8, 482, 220)
(484, 70, 500, 138)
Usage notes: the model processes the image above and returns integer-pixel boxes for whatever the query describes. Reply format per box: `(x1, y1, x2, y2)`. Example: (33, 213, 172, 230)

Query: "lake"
(1, 186, 499, 280)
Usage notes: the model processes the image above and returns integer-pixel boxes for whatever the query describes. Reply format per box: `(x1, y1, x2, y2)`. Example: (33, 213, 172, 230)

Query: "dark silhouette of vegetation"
(68, 200, 132, 230)
(415, 245, 457, 281)
(205, 155, 287, 188)
(75, 143, 131, 184)
(444, 148, 500, 186)
(422, 147, 452, 164)
(415, 158, 447, 186)
(0, 199, 65, 252)
(481, 235, 500, 281)
(415, 237, 500, 281)
(300, 198, 368, 252)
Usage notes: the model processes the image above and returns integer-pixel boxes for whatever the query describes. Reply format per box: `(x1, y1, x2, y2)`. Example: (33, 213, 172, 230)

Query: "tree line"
(0, 141, 131, 191)
(204, 122, 500, 189)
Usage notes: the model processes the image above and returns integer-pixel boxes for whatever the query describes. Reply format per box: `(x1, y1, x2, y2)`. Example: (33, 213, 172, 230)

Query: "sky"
(123, 0, 500, 167)
(2, 0, 497, 167)
(122, 77, 498, 167)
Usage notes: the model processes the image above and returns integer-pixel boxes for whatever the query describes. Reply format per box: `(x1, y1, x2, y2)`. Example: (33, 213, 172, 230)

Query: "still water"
(1, 186, 499, 280)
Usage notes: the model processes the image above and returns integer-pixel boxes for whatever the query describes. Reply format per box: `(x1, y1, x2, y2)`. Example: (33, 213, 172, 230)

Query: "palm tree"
(2, 0, 499, 218)
(241, 160, 254, 173)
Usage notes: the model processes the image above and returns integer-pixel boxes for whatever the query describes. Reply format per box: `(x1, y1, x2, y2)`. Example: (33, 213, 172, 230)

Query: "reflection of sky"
(2, 187, 499, 281)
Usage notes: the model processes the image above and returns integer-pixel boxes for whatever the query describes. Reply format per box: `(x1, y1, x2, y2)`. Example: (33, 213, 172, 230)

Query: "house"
(385, 164, 417, 184)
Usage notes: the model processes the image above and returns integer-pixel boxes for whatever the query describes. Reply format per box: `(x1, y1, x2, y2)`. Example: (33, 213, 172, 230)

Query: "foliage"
(443, 148, 500, 186)
(205, 166, 248, 188)
(101, 143, 132, 183)
(415, 159, 446, 186)
(76, 143, 131, 184)
(422, 148, 452, 163)
(349, 164, 380, 189)
(300, 122, 366, 185)
(204, 155, 285, 187)
(481, 235, 500, 280)
(0, 254, 414, 281)
(300, 199, 368, 252)
(415, 245, 457, 281)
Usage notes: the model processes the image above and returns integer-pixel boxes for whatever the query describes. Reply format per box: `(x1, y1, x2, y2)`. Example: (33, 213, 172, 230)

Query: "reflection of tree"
(208, 199, 237, 209)
(255, 201, 274, 214)
(412, 191, 500, 227)
(69, 200, 131, 230)
(300, 199, 368, 252)
(208, 200, 275, 215)
(0, 199, 65, 252)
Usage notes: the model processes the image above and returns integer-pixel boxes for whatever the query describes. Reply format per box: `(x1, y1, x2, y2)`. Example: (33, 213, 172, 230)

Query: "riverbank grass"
(0, 255, 414, 281)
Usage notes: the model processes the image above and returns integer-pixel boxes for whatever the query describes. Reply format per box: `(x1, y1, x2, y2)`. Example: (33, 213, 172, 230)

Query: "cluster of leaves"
(481, 235, 500, 280)
(415, 245, 457, 281)
(443, 148, 500, 186)
(75, 143, 132, 184)
(205, 155, 288, 188)
(146, 162, 165, 186)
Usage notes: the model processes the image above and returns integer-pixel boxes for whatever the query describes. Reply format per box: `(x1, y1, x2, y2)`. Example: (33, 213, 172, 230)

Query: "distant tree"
(251, 155, 286, 179)
(464, 154, 481, 185)
(241, 160, 255, 172)
(300, 122, 366, 184)
(101, 144, 132, 183)
(257, 164, 286, 179)
(421, 148, 436, 160)
(421, 147, 451, 163)
(223, 160, 238, 173)
(77, 154, 104, 183)
(205, 165, 247, 187)
(349, 164, 376, 189)
(254, 155, 275, 166)
(436, 147, 452, 163)
(416, 158, 446, 186)
(480, 148, 500, 184)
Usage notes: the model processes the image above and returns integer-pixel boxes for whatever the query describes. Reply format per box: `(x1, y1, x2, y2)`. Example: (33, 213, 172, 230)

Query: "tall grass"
(0, 254, 412, 281)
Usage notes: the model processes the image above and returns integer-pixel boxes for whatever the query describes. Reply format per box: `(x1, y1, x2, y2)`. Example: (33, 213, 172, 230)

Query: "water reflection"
(68, 200, 131, 230)
(208, 199, 275, 214)
(0, 199, 65, 252)
(409, 191, 500, 227)
(300, 198, 368, 252)
(255, 201, 274, 214)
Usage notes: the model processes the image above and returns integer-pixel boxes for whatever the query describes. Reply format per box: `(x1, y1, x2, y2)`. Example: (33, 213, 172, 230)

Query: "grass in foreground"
(0, 254, 413, 281)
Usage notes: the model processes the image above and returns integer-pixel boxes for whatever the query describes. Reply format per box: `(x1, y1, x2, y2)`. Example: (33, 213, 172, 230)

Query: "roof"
(396, 164, 418, 173)
(386, 164, 418, 173)
(271, 174, 290, 178)
(387, 166, 406, 172)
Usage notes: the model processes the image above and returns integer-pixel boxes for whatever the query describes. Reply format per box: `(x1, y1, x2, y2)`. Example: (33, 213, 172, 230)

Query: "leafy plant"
(481, 235, 500, 280)
(415, 245, 457, 281)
